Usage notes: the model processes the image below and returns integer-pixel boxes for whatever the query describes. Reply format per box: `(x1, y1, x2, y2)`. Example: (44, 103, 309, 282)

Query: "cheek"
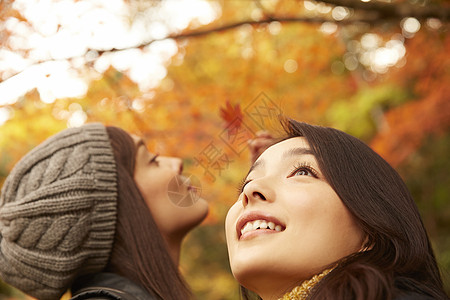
(328, 204, 363, 250)
(303, 199, 363, 258)
(141, 183, 164, 202)
(225, 203, 240, 240)
(225, 202, 243, 261)
(286, 186, 363, 257)
(135, 171, 169, 199)
(281, 189, 319, 223)
(134, 171, 171, 221)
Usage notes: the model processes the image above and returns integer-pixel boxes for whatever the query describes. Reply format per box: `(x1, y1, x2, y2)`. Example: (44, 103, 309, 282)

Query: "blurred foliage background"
(0, 0, 449, 299)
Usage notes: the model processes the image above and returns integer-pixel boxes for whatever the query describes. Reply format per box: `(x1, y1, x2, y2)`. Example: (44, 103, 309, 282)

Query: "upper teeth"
(241, 219, 283, 236)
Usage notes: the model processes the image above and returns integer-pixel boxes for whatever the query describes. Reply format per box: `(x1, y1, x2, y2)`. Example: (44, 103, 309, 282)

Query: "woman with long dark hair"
(0, 123, 208, 300)
(226, 119, 448, 300)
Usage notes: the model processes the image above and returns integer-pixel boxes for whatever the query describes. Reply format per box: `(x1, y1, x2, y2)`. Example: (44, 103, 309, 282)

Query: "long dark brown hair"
(104, 126, 192, 300)
(241, 119, 447, 300)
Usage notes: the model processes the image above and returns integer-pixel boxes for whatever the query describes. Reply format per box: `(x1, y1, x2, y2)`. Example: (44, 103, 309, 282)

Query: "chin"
(230, 260, 277, 297)
(195, 198, 209, 219)
(184, 198, 209, 230)
(230, 255, 270, 281)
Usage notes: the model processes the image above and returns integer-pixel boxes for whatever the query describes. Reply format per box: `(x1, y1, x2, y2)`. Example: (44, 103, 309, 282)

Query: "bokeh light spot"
(284, 59, 298, 73)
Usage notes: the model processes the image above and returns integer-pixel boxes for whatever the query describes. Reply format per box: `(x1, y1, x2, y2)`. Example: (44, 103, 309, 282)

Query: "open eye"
(295, 169, 311, 176)
(289, 163, 318, 178)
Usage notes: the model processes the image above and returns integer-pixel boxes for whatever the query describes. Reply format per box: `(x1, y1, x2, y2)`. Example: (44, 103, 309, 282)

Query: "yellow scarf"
(278, 269, 332, 300)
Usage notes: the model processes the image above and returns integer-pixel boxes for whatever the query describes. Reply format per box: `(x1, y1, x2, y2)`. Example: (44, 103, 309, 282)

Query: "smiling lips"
(236, 212, 285, 240)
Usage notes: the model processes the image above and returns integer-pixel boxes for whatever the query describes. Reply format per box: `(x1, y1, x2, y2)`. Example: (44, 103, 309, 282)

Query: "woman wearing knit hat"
(0, 123, 209, 300)
(225, 119, 448, 300)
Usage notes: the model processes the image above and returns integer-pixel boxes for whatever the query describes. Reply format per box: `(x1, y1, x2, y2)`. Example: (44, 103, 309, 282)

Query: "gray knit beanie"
(0, 123, 118, 300)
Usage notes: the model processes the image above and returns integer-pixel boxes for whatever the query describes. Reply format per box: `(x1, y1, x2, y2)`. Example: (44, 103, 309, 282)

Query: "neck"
(164, 233, 184, 265)
(244, 274, 306, 300)
(248, 268, 333, 300)
(276, 269, 332, 300)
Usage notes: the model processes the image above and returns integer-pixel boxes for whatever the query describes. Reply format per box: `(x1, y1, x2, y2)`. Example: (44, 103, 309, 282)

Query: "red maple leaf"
(220, 100, 243, 134)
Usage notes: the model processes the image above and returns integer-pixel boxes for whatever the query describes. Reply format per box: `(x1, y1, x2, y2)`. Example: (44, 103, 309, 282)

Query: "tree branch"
(316, 0, 449, 20)
(1, 1, 448, 85)
(0, 16, 359, 85)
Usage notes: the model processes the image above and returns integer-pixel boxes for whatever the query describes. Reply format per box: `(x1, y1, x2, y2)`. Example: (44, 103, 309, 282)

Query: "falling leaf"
(219, 99, 243, 134)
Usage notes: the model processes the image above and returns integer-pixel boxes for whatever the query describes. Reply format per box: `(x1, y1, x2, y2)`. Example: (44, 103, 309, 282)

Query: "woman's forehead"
(130, 134, 140, 143)
(248, 137, 314, 175)
(260, 137, 310, 159)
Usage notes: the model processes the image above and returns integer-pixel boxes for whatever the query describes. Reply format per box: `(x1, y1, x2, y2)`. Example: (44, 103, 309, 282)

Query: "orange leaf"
(219, 100, 243, 134)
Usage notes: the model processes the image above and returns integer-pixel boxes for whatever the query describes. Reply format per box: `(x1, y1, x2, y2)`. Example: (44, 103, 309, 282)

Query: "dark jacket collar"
(71, 272, 159, 300)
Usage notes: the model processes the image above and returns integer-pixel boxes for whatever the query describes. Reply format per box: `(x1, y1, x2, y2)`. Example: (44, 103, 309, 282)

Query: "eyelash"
(236, 162, 319, 195)
(149, 154, 159, 166)
(289, 162, 319, 178)
(237, 178, 250, 196)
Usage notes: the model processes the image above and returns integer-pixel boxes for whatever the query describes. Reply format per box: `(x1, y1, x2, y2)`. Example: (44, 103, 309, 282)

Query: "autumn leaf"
(219, 99, 243, 134)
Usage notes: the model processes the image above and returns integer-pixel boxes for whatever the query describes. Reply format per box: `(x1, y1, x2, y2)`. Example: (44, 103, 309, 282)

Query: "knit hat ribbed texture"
(0, 123, 118, 300)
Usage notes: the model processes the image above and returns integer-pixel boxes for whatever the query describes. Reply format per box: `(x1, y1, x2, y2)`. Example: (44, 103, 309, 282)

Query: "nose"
(241, 178, 272, 207)
(162, 157, 183, 174)
(171, 157, 183, 174)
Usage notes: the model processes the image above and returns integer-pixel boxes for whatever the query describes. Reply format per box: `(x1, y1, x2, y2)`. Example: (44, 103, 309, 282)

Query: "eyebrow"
(135, 139, 146, 150)
(135, 139, 148, 158)
(247, 160, 264, 176)
(283, 147, 315, 158)
(246, 147, 315, 176)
